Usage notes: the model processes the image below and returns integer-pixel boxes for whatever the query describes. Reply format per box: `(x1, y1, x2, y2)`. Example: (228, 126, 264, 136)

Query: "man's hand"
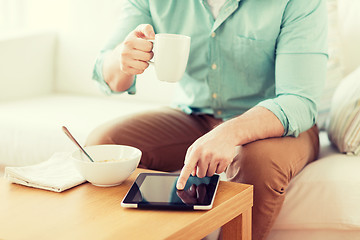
(116, 24, 155, 76)
(103, 24, 155, 92)
(176, 106, 285, 190)
(176, 121, 239, 190)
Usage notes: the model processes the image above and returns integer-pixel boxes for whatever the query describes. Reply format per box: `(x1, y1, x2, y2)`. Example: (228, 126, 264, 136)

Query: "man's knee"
(226, 139, 290, 195)
(85, 125, 116, 146)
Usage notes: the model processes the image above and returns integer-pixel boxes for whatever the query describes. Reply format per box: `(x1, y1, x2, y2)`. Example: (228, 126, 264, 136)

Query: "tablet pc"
(121, 172, 220, 210)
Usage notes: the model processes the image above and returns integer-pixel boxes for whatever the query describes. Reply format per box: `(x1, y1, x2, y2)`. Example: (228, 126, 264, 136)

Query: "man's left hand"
(176, 122, 238, 190)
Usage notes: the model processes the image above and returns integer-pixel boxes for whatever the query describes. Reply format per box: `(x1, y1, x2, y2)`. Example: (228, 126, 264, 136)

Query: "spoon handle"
(62, 126, 94, 162)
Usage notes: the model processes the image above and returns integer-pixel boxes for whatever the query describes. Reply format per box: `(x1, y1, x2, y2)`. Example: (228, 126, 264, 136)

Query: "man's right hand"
(103, 24, 155, 92)
(116, 24, 155, 76)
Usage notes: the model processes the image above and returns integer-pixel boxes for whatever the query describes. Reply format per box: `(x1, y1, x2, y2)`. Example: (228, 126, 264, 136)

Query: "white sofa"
(1, 0, 360, 239)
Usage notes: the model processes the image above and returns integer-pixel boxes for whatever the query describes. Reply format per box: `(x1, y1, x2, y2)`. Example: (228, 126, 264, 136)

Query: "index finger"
(176, 165, 192, 190)
(134, 24, 155, 40)
(176, 156, 198, 190)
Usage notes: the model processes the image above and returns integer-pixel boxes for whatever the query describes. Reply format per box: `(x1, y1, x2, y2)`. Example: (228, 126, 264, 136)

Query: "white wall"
(0, 0, 27, 33)
(11, 0, 175, 104)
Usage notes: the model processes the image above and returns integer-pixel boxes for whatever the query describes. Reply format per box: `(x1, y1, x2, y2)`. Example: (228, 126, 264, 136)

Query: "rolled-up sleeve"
(257, 0, 328, 137)
(92, 0, 153, 95)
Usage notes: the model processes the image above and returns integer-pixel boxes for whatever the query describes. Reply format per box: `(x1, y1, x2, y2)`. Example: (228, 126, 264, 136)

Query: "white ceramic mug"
(150, 33, 191, 83)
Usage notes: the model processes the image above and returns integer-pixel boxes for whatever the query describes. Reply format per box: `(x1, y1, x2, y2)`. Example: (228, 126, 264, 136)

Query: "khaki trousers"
(86, 107, 319, 240)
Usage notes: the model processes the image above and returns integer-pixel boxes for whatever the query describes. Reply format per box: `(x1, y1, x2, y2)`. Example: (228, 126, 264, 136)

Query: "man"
(87, 0, 327, 239)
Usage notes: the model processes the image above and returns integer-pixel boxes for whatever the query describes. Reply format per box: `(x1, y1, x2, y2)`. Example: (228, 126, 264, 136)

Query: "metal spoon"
(62, 126, 94, 162)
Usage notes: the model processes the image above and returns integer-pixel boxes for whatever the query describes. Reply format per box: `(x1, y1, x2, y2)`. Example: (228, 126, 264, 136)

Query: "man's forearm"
(102, 49, 135, 92)
(226, 106, 285, 146)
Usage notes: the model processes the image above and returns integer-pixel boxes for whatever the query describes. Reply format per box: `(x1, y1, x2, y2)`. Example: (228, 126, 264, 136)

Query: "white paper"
(4, 152, 86, 192)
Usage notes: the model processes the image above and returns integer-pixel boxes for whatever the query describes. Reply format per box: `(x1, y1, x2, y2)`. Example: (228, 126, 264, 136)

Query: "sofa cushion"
(271, 132, 360, 231)
(328, 66, 360, 155)
(0, 32, 56, 101)
(272, 151, 360, 230)
(0, 94, 161, 166)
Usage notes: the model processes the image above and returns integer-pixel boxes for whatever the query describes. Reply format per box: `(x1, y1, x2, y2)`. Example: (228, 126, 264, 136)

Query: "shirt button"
(217, 110, 222, 115)
(211, 32, 216, 38)
(211, 63, 217, 70)
(212, 93, 218, 99)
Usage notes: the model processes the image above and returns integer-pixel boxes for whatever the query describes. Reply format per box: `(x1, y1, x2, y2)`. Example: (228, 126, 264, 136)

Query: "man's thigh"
(225, 125, 319, 240)
(226, 125, 320, 188)
(86, 107, 222, 172)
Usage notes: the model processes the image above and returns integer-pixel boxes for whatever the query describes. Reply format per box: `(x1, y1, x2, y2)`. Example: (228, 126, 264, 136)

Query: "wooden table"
(0, 169, 253, 240)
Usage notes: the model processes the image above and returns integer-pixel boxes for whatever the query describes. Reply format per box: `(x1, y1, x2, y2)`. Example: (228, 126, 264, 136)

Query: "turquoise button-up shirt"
(93, 0, 328, 137)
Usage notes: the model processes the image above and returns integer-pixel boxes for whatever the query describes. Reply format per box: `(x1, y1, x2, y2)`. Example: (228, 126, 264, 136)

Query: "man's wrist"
(103, 49, 135, 92)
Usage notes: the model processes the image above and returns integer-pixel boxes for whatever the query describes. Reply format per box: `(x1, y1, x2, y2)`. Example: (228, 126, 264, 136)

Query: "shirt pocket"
(227, 36, 276, 97)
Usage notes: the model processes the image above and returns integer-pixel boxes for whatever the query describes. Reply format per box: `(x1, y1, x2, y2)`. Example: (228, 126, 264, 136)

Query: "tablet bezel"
(121, 172, 220, 210)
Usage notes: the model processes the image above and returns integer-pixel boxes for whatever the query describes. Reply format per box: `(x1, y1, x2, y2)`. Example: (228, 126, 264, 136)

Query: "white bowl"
(71, 145, 142, 187)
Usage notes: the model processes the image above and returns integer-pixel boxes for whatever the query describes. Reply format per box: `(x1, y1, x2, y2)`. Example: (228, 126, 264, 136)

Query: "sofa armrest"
(0, 31, 56, 102)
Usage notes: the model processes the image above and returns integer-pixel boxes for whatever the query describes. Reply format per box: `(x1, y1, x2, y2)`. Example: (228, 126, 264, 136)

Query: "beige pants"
(86, 107, 319, 240)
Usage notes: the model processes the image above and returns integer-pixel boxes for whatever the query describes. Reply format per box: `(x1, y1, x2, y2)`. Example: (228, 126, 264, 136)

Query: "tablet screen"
(121, 173, 220, 210)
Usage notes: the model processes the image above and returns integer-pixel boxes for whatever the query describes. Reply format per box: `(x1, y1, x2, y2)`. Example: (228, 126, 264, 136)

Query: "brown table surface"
(0, 168, 253, 240)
